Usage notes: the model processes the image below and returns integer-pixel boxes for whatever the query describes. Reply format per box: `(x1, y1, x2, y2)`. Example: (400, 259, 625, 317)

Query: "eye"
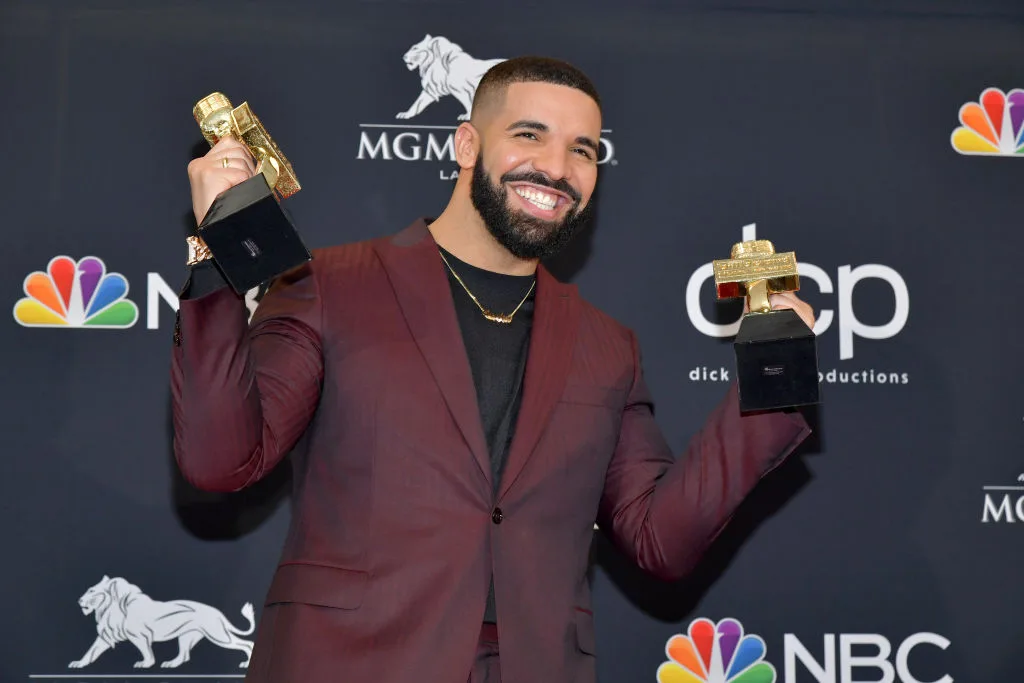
(572, 147, 594, 160)
(515, 131, 539, 141)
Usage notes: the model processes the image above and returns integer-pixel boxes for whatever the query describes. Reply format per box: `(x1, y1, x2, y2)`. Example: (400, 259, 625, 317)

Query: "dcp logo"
(685, 224, 909, 360)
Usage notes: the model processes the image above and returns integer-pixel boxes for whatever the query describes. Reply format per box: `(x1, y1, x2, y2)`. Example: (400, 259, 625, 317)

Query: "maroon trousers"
(468, 623, 500, 682)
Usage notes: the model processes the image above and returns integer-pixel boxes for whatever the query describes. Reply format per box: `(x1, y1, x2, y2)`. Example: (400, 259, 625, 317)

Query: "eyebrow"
(506, 119, 599, 154)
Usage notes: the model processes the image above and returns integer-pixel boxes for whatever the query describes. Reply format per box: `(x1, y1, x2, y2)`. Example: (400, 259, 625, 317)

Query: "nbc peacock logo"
(657, 617, 776, 683)
(13, 255, 138, 328)
(950, 87, 1024, 156)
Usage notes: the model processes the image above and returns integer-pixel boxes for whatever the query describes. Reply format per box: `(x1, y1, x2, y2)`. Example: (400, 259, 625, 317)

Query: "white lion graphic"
(397, 34, 505, 121)
(68, 575, 255, 670)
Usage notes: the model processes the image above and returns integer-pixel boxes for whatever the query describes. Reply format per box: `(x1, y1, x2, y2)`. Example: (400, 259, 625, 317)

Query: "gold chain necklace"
(438, 250, 536, 324)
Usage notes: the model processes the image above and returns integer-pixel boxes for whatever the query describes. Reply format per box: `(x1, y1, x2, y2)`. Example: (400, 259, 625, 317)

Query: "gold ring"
(221, 157, 230, 168)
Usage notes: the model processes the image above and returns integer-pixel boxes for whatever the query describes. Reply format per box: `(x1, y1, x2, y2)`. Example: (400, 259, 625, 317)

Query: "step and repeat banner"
(3, 1, 1023, 681)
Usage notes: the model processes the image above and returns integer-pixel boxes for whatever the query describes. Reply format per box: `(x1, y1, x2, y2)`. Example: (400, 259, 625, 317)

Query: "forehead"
(492, 81, 601, 135)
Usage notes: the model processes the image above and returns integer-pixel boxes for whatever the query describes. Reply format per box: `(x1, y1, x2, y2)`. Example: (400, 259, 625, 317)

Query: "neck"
(428, 193, 539, 276)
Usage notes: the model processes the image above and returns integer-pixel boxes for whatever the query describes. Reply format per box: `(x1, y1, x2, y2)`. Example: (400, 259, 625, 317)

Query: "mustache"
(499, 170, 581, 203)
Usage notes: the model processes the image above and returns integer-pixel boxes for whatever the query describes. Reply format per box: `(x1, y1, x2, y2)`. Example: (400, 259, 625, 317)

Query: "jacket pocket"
(265, 561, 368, 610)
(574, 607, 597, 655)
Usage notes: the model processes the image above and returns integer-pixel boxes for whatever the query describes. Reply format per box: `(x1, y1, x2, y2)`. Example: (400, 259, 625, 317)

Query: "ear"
(424, 33, 431, 39)
(102, 575, 109, 581)
(454, 122, 480, 170)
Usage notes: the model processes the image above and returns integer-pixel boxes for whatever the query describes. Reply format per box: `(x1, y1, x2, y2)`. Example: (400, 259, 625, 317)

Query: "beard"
(469, 154, 595, 260)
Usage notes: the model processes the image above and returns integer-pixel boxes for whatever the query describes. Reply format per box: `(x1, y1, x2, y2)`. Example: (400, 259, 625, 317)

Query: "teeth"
(515, 187, 557, 210)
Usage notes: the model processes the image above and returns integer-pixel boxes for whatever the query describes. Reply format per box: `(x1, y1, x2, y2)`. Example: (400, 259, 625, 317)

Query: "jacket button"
(491, 507, 503, 524)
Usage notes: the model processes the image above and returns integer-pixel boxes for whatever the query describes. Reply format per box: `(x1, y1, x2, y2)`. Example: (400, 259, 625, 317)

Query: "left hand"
(744, 292, 816, 330)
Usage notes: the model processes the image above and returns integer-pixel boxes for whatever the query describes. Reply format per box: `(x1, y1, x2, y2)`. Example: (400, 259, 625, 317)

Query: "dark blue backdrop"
(4, 1, 1024, 681)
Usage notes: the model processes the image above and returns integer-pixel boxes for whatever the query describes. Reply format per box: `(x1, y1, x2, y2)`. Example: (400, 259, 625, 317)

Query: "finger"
(208, 144, 254, 163)
(210, 153, 257, 176)
(194, 139, 253, 172)
(217, 168, 254, 185)
(207, 148, 256, 172)
(197, 167, 253, 187)
(769, 292, 809, 312)
(209, 136, 248, 154)
(769, 295, 815, 328)
(768, 292, 801, 306)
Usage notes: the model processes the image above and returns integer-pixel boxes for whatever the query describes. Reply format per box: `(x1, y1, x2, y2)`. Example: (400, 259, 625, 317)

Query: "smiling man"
(171, 56, 815, 683)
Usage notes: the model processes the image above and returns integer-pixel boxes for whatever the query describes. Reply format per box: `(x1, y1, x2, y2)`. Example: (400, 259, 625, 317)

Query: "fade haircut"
(470, 56, 601, 122)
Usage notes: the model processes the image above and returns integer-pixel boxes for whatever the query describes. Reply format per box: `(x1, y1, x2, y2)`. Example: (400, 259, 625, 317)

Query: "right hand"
(187, 136, 257, 226)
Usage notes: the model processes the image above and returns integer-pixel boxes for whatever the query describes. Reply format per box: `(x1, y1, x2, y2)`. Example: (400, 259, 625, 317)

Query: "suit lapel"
(374, 220, 491, 488)
(497, 265, 580, 502)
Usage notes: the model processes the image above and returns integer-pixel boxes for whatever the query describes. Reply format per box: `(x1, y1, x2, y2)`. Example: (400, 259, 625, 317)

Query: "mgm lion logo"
(68, 575, 255, 670)
(396, 34, 505, 121)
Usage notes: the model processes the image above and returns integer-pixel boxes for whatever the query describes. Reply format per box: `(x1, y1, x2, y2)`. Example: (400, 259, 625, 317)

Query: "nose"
(531, 144, 570, 185)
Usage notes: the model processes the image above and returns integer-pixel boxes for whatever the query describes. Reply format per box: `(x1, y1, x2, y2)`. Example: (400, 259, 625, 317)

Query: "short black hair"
(471, 56, 601, 118)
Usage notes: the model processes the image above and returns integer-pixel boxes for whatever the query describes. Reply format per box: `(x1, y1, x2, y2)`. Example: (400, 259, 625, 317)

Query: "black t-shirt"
(437, 246, 535, 492)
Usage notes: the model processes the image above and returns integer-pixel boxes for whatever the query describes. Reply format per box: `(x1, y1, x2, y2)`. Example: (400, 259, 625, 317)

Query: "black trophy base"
(197, 173, 311, 294)
(734, 308, 820, 413)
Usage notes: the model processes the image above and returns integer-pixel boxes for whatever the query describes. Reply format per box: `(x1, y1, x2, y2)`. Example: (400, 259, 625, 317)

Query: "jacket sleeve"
(597, 330, 811, 581)
(180, 260, 230, 299)
(170, 262, 324, 492)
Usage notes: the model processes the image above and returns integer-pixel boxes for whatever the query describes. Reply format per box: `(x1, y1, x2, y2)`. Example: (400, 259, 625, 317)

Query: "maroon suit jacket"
(170, 218, 811, 683)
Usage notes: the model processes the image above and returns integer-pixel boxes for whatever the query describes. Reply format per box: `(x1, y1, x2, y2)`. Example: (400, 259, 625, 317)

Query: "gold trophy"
(190, 92, 311, 293)
(713, 240, 819, 412)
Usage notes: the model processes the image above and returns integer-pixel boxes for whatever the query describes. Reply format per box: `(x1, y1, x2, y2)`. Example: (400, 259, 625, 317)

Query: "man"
(172, 56, 814, 683)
